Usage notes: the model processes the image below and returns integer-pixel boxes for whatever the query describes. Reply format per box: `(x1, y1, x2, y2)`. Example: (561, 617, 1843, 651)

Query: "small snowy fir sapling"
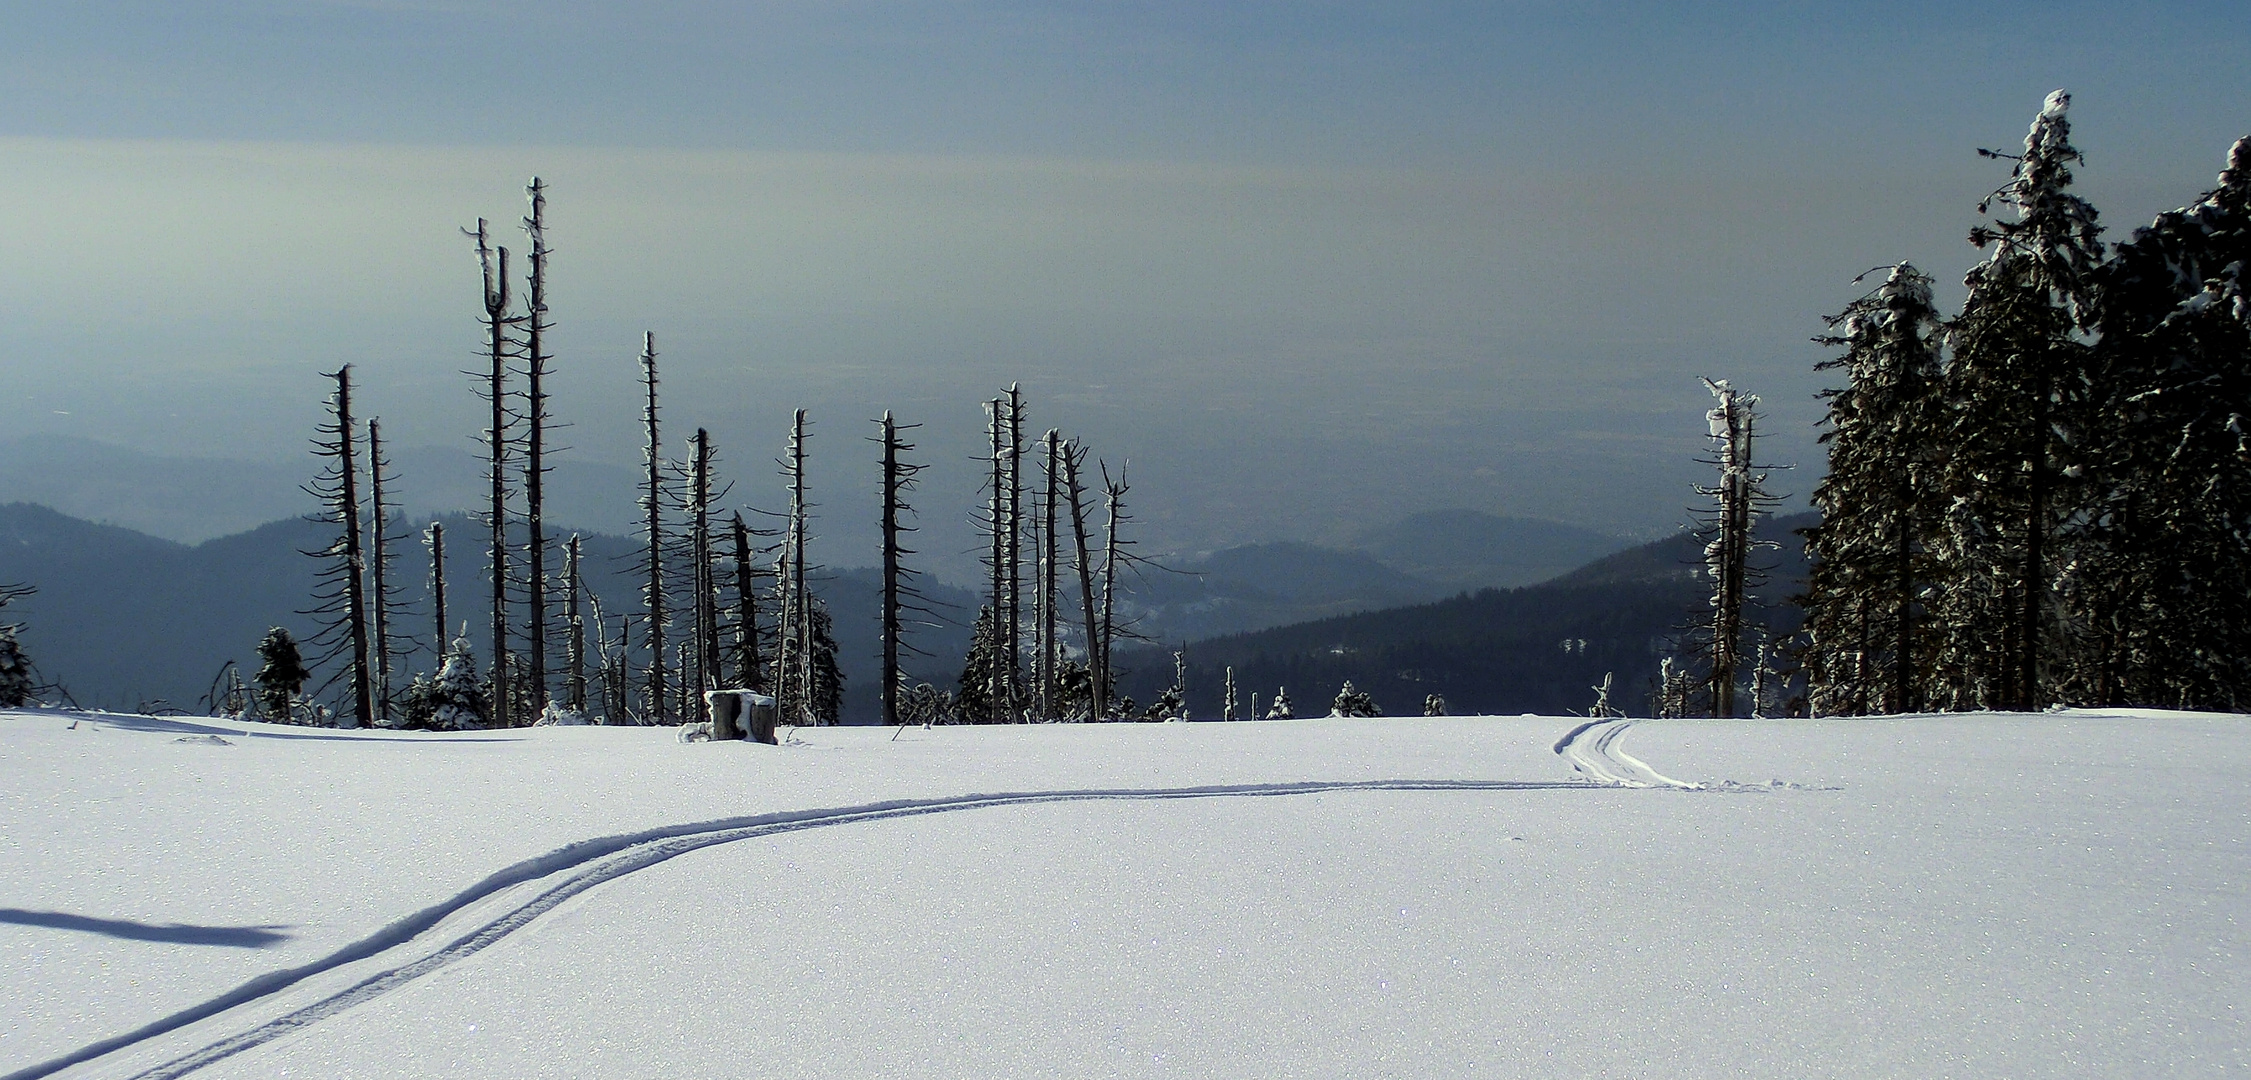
(1265, 687, 1293, 720)
(253, 627, 309, 724)
(424, 632, 490, 731)
(1422, 693, 1446, 717)
(1330, 681, 1380, 718)
(0, 623, 31, 708)
(1223, 666, 1238, 721)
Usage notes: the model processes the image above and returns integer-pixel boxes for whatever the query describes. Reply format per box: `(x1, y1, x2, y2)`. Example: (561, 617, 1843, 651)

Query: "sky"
(1, 1, 2247, 577)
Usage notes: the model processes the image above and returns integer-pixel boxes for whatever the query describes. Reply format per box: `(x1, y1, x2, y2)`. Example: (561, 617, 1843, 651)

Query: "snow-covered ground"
(3, 708, 2243, 1078)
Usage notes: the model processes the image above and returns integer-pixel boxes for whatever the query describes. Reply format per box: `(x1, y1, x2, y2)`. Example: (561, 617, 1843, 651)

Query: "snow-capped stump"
(705, 690, 779, 745)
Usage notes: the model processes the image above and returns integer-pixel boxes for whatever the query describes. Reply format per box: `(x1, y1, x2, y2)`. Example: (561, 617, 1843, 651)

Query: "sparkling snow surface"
(3, 710, 2244, 1078)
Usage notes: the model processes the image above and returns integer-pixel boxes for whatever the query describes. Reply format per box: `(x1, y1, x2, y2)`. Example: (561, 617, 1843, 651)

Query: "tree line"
(1799, 92, 2250, 715)
(254, 179, 1180, 730)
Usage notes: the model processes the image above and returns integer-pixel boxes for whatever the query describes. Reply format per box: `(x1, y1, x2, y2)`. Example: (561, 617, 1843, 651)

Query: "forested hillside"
(1116, 513, 1814, 718)
(0, 504, 975, 722)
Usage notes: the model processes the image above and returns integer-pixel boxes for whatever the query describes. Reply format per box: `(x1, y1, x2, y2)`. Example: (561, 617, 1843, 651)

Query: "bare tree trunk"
(786, 410, 812, 725)
(325, 365, 375, 730)
(425, 520, 447, 655)
(367, 416, 394, 726)
(1062, 441, 1101, 719)
(881, 412, 904, 727)
(469, 220, 515, 729)
(985, 398, 1006, 722)
(521, 178, 553, 717)
(565, 534, 586, 713)
(1039, 428, 1060, 721)
(639, 332, 668, 725)
(1004, 384, 1024, 717)
(1098, 462, 1127, 717)
(689, 428, 717, 724)
(730, 513, 762, 692)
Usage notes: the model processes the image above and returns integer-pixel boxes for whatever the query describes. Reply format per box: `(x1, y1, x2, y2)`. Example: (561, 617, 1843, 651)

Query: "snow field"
(4, 710, 2245, 1078)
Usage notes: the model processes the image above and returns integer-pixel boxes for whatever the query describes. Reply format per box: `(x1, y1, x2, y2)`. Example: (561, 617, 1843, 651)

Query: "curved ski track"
(1553, 719, 1705, 790)
(17, 777, 1590, 1080)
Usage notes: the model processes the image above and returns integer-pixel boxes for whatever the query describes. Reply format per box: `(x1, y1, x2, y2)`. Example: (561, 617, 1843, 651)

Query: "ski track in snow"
(16, 777, 1593, 1080)
(1552, 719, 1705, 790)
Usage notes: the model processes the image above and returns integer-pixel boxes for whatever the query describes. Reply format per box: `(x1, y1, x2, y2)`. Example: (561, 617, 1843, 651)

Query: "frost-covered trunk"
(1062, 442, 1103, 719)
(469, 220, 515, 730)
(1699, 378, 1769, 718)
(638, 332, 668, 725)
(520, 178, 554, 718)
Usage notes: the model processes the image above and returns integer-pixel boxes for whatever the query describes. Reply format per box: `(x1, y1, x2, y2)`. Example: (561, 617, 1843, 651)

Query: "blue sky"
(1, 1, 2246, 569)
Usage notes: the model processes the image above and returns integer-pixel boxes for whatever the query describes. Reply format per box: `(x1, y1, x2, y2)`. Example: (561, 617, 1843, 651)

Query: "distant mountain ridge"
(1115, 511, 1815, 718)
(1346, 509, 1632, 590)
(0, 499, 1744, 722)
(0, 503, 977, 722)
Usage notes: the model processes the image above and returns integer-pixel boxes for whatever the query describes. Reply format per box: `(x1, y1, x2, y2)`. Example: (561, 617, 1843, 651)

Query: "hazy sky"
(2, 1, 2247, 576)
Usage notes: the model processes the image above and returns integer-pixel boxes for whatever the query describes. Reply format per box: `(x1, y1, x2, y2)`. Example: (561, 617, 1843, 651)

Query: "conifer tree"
(2073, 136, 2251, 708)
(254, 626, 309, 723)
(425, 629, 489, 731)
(1329, 681, 1379, 718)
(956, 606, 1000, 724)
(1937, 90, 2104, 711)
(806, 600, 844, 725)
(1804, 265, 1944, 715)
(0, 583, 35, 708)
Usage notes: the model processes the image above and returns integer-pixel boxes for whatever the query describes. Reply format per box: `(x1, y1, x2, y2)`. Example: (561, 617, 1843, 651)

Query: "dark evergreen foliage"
(1804, 91, 2251, 714)
(1802, 265, 1944, 715)
(1329, 681, 1379, 718)
(253, 626, 309, 723)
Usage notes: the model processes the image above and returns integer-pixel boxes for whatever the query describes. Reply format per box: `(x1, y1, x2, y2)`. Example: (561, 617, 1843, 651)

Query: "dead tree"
(728, 513, 767, 693)
(1037, 428, 1061, 720)
(685, 428, 726, 723)
(874, 412, 935, 725)
(979, 398, 1008, 721)
(1004, 384, 1025, 711)
(303, 365, 375, 729)
(564, 534, 586, 714)
(465, 218, 519, 728)
(638, 332, 670, 724)
(1061, 439, 1103, 717)
(366, 416, 399, 725)
(519, 178, 556, 715)
(1097, 461, 1129, 717)
(1696, 378, 1780, 718)
(774, 410, 818, 725)
(424, 520, 447, 659)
